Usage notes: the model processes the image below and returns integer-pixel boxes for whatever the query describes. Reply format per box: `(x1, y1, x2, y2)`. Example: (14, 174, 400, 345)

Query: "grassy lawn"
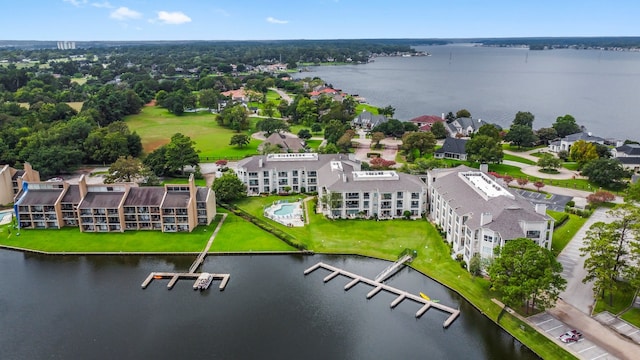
(0, 221, 217, 253)
(549, 211, 587, 255)
(562, 162, 580, 171)
(594, 281, 638, 316)
(305, 139, 323, 151)
(211, 209, 296, 252)
(163, 177, 207, 187)
(355, 103, 380, 114)
(503, 153, 536, 165)
(125, 106, 260, 160)
(621, 308, 640, 326)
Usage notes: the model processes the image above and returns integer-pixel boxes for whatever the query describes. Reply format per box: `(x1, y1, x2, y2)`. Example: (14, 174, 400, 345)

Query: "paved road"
(557, 208, 613, 314)
(269, 87, 293, 104)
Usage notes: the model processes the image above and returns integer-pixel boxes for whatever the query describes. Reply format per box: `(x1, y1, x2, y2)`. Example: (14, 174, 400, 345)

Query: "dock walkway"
(141, 213, 230, 291)
(304, 262, 460, 328)
(374, 254, 413, 282)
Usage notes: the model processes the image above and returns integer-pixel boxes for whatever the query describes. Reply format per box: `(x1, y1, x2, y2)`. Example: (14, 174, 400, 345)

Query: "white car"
(559, 329, 582, 343)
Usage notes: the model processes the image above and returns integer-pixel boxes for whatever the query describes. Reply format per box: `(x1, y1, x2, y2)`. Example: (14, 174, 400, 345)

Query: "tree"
(256, 117, 289, 136)
(324, 119, 349, 145)
(587, 190, 616, 205)
(430, 121, 448, 139)
(625, 180, 640, 203)
(165, 133, 200, 175)
(504, 124, 538, 148)
(581, 158, 630, 188)
(456, 109, 471, 118)
(513, 111, 535, 128)
(378, 105, 395, 118)
(263, 100, 276, 118)
(465, 135, 503, 163)
(320, 191, 343, 217)
(104, 156, 145, 183)
(212, 171, 247, 203)
(533, 181, 545, 192)
(569, 140, 598, 169)
(198, 89, 219, 110)
(536, 127, 558, 145)
(580, 204, 640, 305)
(593, 143, 612, 159)
(297, 129, 312, 140)
(517, 178, 529, 188)
(371, 132, 385, 149)
(217, 104, 249, 132)
(229, 134, 250, 148)
(336, 129, 356, 152)
(468, 254, 482, 277)
(402, 131, 436, 161)
(488, 238, 566, 314)
(537, 153, 562, 171)
(476, 124, 501, 140)
(369, 157, 396, 170)
(311, 123, 322, 133)
(260, 142, 282, 155)
(553, 114, 581, 138)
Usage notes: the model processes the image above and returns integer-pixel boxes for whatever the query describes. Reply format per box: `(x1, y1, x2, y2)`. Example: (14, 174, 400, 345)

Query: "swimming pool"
(274, 204, 295, 216)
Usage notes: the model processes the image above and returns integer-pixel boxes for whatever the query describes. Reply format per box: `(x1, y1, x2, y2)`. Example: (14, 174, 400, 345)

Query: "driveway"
(514, 189, 572, 212)
(557, 207, 613, 314)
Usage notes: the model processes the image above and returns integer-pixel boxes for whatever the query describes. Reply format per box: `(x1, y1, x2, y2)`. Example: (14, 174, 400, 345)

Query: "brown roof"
(18, 189, 62, 206)
(162, 192, 190, 208)
(61, 185, 81, 204)
(11, 170, 25, 180)
(79, 192, 125, 209)
(124, 187, 165, 206)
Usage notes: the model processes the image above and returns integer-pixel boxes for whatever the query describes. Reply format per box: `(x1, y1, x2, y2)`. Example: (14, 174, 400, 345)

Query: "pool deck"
(0, 211, 14, 226)
(264, 201, 305, 227)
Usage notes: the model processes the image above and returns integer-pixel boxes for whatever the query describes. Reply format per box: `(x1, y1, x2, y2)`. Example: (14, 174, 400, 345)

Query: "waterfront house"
(434, 138, 468, 160)
(0, 163, 40, 205)
(548, 132, 606, 153)
(427, 166, 553, 266)
(14, 174, 215, 232)
(445, 117, 488, 137)
(351, 110, 388, 131)
(611, 143, 640, 172)
(409, 115, 445, 132)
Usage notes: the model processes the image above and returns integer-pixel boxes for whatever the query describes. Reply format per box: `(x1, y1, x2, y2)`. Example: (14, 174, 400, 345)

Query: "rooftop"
(267, 153, 318, 162)
(459, 171, 514, 200)
(352, 171, 400, 181)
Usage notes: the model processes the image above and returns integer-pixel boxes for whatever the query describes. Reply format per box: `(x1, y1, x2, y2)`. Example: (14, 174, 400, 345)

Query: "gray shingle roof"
(61, 185, 81, 204)
(435, 138, 467, 155)
(18, 189, 63, 206)
(124, 187, 165, 206)
(563, 132, 605, 142)
(79, 192, 125, 209)
(616, 144, 640, 156)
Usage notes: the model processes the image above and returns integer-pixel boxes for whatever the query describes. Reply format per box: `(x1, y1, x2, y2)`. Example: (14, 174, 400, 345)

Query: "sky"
(2, 0, 639, 41)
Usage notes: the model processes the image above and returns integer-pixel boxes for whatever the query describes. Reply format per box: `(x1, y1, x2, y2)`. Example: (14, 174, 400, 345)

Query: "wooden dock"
(141, 213, 231, 292)
(304, 262, 460, 328)
(141, 272, 230, 290)
(374, 254, 413, 282)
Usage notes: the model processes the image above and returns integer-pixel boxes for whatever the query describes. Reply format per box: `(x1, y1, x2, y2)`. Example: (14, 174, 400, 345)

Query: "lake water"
(0, 250, 538, 359)
(295, 44, 640, 140)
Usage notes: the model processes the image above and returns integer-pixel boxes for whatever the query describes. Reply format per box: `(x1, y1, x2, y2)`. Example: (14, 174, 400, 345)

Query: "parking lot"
(528, 312, 618, 359)
(515, 189, 573, 212)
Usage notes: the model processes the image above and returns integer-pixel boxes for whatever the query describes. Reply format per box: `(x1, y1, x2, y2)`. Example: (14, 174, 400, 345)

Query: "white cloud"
(213, 8, 230, 17)
(157, 11, 192, 25)
(91, 1, 113, 8)
(63, 0, 88, 6)
(266, 17, 288, 24)
(110, 7, 142, 21)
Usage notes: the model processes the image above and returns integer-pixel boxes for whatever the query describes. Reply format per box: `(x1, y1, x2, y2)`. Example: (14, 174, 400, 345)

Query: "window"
(397, 192, 403, 198)
(248, 172, 258, 177)
(526, 230, 541, 238)
(411, 201, 419, 208)
(263, 171, 269, 177)
(363, 192, 370, 199)
(278, 171, 288, 177)
(308, 171, 317, 177)
(483, 235, 493, 242)
(292, 170, 298, 176)
(411, 192, 420, 199)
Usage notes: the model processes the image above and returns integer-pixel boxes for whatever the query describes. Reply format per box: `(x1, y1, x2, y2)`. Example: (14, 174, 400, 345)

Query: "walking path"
(268, 87, 293, 104)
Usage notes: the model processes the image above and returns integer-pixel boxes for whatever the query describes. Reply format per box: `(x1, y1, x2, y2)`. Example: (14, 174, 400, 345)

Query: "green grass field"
(125, 106, 261, 159)
(549, 211, 587, 255)
(211, 209, 296, 252)
(503, 153, 536, 165)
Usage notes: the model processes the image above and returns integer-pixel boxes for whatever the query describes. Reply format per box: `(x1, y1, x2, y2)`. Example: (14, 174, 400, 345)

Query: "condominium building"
(427, 166, 553, 265)
(236, 153, 427, 219)
(14, 174, 216, 232)
(0, 163, 40, 205)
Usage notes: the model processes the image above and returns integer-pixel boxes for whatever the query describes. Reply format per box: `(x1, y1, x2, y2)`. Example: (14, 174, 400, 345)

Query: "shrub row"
(564, 206, 593, 218)
(221, 203, 307, 251)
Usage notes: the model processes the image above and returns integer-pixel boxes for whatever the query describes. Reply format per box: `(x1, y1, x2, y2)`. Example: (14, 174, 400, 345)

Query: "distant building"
(260, 133, 306, 153)
(612, 143, 640, 172)
(548, 132, 606, 153)
(0, 163, 40, 205)
(57, 41, 76, 50)
(351, 110, 388, 131)
(427, 166, 553, 265)
(445, 117, 489, 137)
(434, 138, 468, 160)
(13, 174, 215, 232)
(409, 115, 445, 132)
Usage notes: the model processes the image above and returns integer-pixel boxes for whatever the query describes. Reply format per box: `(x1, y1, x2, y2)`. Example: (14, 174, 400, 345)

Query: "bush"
(566, 200, 575, 207)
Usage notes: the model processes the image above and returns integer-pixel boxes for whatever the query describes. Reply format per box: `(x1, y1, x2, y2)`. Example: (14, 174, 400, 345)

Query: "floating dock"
(304, 262, 460, 328)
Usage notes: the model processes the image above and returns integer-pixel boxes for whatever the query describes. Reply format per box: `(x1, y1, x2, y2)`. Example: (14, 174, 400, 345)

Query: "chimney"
(535, 203, 547, 215)
(258, 159, 263, 168)
(342, 173, 347, 182)
(480, 212, 493, 226)
(442, 113, 445, 120)
(479, 163, 489, 173)
(78, 174, 88, 199)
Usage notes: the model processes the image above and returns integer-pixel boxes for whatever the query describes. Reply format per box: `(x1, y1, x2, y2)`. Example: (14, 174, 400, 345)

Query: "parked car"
(559, 329, 583, 343)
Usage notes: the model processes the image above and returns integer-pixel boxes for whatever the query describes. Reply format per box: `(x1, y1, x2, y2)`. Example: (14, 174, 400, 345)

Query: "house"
(351, 110, 388, 131)
(260, 133, 306, 153)
(221, 88, 247, 103)
(0, 163, 40, 205)
(14, 174, 216, 232)
(434, 138, 468, 160)
(235, 153, 427, 219)
(612, 143, 640, 172)
(548, 132, 606, 153)
(427, 166, 553, 266)
(445, 117, 488, 137)
(409, 115, 445, 132)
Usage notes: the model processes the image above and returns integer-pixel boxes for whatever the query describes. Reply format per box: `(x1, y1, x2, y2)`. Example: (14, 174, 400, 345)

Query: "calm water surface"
(0, 250, 538, 359)
(296, 44, 640, 140)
